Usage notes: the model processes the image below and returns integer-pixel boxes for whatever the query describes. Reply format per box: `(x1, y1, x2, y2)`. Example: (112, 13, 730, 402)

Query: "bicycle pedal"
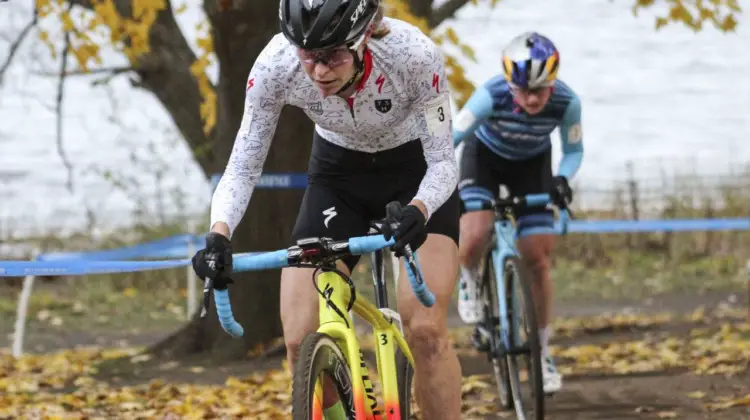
(470, 330, 490, 352)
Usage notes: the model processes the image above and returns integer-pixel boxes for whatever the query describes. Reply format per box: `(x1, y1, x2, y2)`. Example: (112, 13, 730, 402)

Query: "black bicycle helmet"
(280, 0, 379, 50)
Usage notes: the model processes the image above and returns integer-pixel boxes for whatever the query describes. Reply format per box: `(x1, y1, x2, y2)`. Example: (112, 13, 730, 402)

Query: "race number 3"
(425, 95, 450, 138)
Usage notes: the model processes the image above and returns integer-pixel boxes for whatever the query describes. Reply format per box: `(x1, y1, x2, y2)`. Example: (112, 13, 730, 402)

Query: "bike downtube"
(316, 272, 377, 420)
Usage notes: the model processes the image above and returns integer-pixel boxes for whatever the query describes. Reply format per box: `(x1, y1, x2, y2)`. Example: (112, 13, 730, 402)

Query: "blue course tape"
(0, 251, 268, 277)
(3, 218, 749, 278)
(566, 218, 750, 233)
(36, 234, 204, 261)
(0, 259, 191, 277)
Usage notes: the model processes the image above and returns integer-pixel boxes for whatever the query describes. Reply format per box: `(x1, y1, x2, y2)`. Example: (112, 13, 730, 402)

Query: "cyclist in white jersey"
(191, 0, 462, 418)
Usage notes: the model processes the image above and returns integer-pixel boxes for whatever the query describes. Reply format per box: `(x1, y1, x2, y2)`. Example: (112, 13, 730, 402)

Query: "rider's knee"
(521, 248, 551, 278)
(404, 319, 449, 365)
(283, 332, 305, 364)
(458, 212, 493, 264)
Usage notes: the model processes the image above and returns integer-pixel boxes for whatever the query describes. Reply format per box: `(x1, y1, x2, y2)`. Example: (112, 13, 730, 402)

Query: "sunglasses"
(297, 47, 354, 68)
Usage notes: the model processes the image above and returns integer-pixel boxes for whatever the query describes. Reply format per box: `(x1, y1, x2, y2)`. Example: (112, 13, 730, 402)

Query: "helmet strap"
(334, 45, 367, 96)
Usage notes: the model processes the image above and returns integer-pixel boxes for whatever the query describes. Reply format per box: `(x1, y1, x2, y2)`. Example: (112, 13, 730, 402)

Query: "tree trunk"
(149, 0, 313, 359)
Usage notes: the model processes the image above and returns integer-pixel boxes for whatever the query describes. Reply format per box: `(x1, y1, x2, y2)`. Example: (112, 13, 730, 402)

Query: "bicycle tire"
(504, 256, 544, 420)
(481, 251, 512, 410)
(395, 348, 413, 419)
(292, 332, 356, 420)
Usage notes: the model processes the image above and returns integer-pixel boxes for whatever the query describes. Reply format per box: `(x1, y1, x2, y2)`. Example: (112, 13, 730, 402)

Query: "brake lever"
(200, 277, 213, 318)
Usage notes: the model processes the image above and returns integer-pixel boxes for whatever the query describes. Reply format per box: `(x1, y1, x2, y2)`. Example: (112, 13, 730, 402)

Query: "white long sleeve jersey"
(210, 18, 458, 236)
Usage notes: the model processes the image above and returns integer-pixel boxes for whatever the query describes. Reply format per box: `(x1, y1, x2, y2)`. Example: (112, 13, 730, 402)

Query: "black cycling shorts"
(292, 132, 460, 271)
(458, 131, 554, 237)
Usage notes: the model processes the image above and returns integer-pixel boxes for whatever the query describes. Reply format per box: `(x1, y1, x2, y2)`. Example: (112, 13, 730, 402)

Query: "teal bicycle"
(463, 193, 570, 420)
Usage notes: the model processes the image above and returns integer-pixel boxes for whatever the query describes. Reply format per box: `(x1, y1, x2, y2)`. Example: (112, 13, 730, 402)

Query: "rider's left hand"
(550, 175, 573, 207)
(382, 202, 428, 257)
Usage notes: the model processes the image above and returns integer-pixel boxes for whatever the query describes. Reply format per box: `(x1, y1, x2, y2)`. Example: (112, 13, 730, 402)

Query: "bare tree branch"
(429, 0, 472, 28)
(31, 65, 135, 78)
(56, 8, 75, 194)
(0, 7, 39, 88)
(65, 0, 216, 175)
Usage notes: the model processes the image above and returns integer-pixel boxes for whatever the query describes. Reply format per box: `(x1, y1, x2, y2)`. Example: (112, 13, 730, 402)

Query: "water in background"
(0, 0, 747, 237)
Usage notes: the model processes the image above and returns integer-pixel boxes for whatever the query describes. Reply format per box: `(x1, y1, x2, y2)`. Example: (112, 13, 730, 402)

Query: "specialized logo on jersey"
(375, 75, 385, 94)
(432, 74, 440, 93)
(246, 78, 254, 91)
(374, 99, 392, 113)
(322, 206, 337, 228)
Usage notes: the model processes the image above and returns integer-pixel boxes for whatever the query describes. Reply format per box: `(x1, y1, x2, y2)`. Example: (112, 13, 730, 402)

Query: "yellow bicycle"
(203, 205, 435, 420)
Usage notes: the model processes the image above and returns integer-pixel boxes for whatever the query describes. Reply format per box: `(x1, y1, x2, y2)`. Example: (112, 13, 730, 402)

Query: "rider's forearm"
(413, 158, 458, 220)
(408, 199, 429, 220)
(209, 177, 255, 239)
(558, 150, 583, 180)
(210, 221, 231, 238)
(558, 95, 583, 180)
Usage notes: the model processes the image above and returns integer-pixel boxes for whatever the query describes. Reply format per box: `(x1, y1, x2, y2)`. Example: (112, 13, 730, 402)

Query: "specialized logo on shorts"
(322, 206, 337, 228)
(374, 99, 392, 113)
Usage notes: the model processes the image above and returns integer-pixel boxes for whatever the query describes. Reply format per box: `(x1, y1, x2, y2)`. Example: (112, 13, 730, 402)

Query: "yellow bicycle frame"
(313, 270, 416, 420)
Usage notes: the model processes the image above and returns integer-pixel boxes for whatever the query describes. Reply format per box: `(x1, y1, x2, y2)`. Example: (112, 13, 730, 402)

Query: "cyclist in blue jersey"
(453, 32, 583, 394)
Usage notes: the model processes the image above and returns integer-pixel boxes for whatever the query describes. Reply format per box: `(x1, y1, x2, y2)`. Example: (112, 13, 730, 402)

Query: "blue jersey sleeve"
(452, 86, 494, 147)
(557, 95, 583, 179)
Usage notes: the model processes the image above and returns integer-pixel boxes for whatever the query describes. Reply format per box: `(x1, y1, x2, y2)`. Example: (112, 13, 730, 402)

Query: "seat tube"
(370, 249, 388, 309)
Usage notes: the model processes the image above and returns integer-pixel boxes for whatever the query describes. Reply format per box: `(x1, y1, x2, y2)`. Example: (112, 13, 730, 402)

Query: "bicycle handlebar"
(463, 193, 573, 235)
(208, 234, 435, 338)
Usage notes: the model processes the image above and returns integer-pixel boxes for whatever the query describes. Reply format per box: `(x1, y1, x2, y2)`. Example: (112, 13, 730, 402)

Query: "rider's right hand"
(192, 232, 233, 287)
(550, 175, 573, 208)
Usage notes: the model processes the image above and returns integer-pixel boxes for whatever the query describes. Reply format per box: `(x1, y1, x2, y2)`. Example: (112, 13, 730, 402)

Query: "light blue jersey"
(453, 76, 583, 179)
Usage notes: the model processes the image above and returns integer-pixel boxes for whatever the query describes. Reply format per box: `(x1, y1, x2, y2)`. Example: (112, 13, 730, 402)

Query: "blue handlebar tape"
(348, 235, 394, 255)
(525, 193, 551, 207)
(232, 250, 289, 272)
(404, 252, 435, 307)
(213, 289, 244, 337)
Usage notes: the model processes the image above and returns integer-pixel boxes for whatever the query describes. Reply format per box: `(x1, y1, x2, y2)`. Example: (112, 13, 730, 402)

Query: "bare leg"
(397, 234, 462, 419)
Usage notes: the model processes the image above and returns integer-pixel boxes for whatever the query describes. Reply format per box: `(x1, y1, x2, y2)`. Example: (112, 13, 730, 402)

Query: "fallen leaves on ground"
(1, 311, 749, 418)
(0, 347, 503, 419)
(552, 321, 750, 376)
(552, 312, 674, 337)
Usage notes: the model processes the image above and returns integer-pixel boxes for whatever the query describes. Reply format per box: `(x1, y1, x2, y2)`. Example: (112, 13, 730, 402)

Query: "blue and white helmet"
(502, 32, 560, 89)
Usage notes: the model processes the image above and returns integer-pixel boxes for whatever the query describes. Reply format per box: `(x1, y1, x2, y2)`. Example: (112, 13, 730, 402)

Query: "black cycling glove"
(191, 232, 234, 289)
(550, 175, 573, 208)
(381, 201, 428, 258)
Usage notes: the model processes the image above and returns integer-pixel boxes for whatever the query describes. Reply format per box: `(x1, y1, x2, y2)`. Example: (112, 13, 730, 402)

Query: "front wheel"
(292, 333, 355, 420)
(480, 251, 512, 410)
(395, 348, 413, 419)
(504, 256, 545, 419)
